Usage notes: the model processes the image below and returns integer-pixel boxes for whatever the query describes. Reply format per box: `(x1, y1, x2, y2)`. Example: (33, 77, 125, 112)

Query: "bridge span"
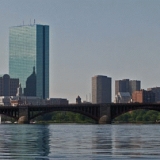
(0, 103, 160, 124)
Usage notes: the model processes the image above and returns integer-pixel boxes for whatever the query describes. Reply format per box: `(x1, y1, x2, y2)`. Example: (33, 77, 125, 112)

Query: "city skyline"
(0, 1, 160, 102)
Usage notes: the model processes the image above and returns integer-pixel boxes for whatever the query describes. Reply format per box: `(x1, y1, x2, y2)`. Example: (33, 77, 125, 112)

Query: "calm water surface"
(0, 124, 159, 159)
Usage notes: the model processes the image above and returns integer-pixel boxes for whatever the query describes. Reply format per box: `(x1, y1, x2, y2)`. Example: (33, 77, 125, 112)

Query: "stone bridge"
(0, 103, 160, 124)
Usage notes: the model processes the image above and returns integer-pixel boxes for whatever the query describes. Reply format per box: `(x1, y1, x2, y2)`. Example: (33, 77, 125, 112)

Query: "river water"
(0, 124, 159, 159)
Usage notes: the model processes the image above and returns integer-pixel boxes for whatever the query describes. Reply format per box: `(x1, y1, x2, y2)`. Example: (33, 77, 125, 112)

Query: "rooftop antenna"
(34, 19, 35, 25)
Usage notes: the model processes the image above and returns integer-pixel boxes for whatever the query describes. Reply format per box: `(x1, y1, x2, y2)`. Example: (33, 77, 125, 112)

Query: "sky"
(0, 0, 160, 103)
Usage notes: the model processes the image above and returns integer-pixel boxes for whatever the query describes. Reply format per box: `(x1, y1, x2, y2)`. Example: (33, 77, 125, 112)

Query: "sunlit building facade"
(9, 24, 49, 99)
(92, 75, 112, 103)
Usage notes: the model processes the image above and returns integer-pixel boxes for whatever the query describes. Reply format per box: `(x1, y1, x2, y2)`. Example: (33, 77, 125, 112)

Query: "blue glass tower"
(9, 24, 49, 99)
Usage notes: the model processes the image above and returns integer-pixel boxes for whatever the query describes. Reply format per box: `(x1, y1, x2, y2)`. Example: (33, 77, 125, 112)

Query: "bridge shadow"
(32, 111, 96, 123)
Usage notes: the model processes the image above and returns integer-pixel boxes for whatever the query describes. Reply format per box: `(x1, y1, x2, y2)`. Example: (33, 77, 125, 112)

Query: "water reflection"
(91, 125, 112, 155)
(91, 124, 160, 159)
(0, 124, 50, 159)
(0, 124, 160, 159)
(111, 125, 160, 159)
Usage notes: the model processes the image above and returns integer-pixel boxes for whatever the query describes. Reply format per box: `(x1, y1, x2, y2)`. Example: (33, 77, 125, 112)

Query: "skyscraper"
(92, 75, 111, 104)
(9, 24, 49, 99)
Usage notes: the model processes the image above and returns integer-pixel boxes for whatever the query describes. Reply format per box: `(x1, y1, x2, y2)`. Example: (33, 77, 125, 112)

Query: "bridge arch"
(111, 104, 160, 120)
(29, 106, 99, 122)
(0, 113, 18, 121)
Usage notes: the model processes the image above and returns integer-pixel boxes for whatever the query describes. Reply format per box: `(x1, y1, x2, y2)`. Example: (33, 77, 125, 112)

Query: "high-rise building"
(9, 24, 49, 99)
(147, 87, 160, 102)
(115, 79, 141, 96)
(0, 74, 19, 96)
(92, 75, 111, 104)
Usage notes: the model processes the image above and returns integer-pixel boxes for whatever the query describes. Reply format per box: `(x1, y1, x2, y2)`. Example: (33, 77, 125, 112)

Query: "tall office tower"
(9, 24, 49, 99)
(129, 80, 141, 95)
(92, 75, 111, 104)
(115, 79, 141, 96)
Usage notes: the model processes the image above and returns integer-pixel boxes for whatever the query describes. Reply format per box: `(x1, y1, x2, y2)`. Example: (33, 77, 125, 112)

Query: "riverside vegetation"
(35, 109, 160, 123)
(114, 109, 160, 123)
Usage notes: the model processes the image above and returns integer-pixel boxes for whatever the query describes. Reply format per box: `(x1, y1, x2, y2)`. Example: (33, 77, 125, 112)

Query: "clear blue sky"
(0, 0, 160, 102)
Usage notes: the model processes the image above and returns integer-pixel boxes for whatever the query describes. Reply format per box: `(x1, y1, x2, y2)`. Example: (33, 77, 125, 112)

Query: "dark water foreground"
(0, 124, 160, 159)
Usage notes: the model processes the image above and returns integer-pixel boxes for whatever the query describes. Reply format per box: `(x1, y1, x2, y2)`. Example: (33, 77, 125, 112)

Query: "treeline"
(34, 111, 95, 123)
(114, 109, 160, 123)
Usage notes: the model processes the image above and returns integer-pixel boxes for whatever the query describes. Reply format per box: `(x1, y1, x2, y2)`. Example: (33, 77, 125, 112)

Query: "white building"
(115, 92, 131, 103)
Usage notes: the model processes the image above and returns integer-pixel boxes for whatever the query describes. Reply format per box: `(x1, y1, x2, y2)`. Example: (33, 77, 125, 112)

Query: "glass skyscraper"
(9, 24, 49, 99)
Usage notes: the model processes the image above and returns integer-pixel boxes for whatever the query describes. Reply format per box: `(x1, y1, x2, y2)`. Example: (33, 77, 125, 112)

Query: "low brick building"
(132, 89, 155, 103)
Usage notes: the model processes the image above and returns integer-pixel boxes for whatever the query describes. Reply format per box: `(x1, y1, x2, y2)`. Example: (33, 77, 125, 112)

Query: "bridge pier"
(18, 106, 29, 124)
(99, 104, 111, 124)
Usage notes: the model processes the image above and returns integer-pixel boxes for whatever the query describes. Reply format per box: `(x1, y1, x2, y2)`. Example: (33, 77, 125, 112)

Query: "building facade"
(147, 87, 160, 102)
(132, 90, 155, 103)
(9, 24, 49, 99)
(115, 79, 141, 96)
(115, 92, 131, 103)
(92, 75, 111, 104)
(0, 74, 19, 96)
(115, 79, 129, 95)
(24, 67, 36, 96)
(129, 80, 141, 95)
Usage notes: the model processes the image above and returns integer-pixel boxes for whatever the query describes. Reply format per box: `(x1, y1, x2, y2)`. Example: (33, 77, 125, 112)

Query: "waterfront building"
(115, 92, 131, 103)
(147, 87, 160, 103)
(129, 80, 141, 95)
(115, 79, 129, 95)
(92, 75, 111, 103)
(115, 79, 141, 96)
(132, 89, 155, 103)
(9, 24, 49, 99)
(0, 74, 19, 96)
(45, 98, 68, 105)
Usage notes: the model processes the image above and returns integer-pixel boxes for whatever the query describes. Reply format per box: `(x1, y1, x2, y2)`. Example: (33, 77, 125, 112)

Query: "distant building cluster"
(0, 83, 68, 106)
(0, 23, 159, 106)
(91, 75, 160, 104)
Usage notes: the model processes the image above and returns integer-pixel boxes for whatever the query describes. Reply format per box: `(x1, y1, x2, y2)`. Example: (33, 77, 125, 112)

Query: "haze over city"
(0, 0, 160, 102)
